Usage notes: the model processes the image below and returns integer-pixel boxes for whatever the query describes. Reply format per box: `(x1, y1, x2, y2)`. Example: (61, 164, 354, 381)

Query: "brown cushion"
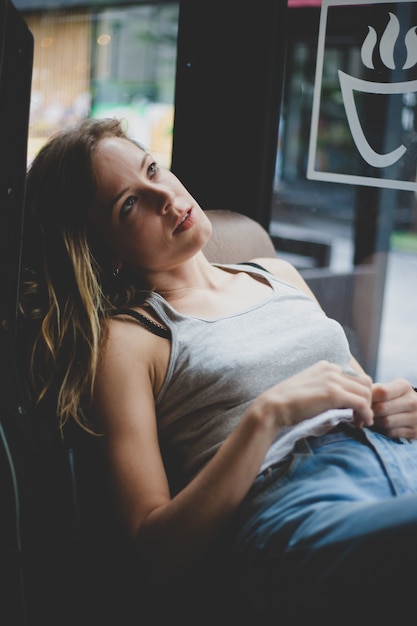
(203, 210, 276, 264)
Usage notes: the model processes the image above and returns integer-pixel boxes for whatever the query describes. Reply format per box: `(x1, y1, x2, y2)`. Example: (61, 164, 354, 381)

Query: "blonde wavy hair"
(20, 118, 145, 432)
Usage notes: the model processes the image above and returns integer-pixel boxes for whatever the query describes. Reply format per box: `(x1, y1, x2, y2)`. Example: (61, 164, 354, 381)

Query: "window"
(273, 2, 417, 380)
(25, 3, 179, 168)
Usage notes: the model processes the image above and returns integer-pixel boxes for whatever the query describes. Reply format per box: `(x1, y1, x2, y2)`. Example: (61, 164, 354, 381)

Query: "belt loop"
(294, 437, 312, 454)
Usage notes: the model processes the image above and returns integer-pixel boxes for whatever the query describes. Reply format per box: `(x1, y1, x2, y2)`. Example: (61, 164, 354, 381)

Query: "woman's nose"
(153, 185, 175, 214)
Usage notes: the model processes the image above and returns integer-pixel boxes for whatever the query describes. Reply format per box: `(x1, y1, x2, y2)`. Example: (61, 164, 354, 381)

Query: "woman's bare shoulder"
(101, 307, 170, 394)
(248, 257, 320, 303)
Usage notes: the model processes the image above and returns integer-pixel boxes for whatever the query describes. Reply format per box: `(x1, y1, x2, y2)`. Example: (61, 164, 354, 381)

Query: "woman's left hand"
(372, 379, 417, 439)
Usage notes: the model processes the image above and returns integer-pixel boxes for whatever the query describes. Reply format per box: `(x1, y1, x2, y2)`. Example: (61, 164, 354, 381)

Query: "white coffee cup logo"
(339, 12, 417, 168)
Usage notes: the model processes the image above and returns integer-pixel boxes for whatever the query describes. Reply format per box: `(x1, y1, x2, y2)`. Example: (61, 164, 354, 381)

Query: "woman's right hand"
(250, 360, 374, 434)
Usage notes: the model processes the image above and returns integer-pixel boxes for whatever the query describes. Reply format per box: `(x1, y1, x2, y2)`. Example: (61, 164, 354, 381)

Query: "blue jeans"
(228, 424, 417, 621)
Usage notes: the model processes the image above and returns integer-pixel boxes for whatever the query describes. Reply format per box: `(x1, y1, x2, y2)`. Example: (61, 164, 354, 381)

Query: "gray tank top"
(144, 264, 354, 495)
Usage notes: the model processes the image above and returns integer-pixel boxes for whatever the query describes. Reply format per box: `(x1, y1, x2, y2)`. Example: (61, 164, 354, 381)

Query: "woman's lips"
(174, 208, 195, 233)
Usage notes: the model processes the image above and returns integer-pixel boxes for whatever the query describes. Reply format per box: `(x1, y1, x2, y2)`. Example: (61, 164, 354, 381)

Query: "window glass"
(92, 4, 179, 167)
(24, 3, 179, 168)
(273, 2, 417, 381)
(25, 9, 92, 164)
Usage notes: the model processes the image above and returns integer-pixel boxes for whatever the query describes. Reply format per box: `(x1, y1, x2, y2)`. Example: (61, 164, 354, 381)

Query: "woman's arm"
(94, 315, 373, 587)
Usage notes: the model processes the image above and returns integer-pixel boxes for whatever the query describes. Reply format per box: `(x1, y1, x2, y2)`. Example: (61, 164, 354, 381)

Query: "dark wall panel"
(171, 0, 288, 228)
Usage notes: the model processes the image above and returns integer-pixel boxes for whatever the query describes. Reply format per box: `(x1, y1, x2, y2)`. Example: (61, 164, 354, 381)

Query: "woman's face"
(90, 135, 212, 277)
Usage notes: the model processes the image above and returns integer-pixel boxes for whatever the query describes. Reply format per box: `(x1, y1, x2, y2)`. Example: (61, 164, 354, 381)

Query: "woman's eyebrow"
(108, 150, 149, 211)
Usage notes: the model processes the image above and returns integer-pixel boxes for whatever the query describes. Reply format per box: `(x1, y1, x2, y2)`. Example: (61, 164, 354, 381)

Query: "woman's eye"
(120, 196, 136, 216)
(149, 162, 159, 177)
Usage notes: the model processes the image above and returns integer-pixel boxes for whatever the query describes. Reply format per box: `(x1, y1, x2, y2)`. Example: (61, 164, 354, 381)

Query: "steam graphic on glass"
(338, 12, 417, 168)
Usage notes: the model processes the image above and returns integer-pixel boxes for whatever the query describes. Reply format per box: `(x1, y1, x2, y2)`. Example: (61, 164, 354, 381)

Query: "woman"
(20, 117, 417, 623)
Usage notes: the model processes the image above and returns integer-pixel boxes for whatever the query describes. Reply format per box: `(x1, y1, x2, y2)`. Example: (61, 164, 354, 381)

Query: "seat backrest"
(203, 210, 276, 263)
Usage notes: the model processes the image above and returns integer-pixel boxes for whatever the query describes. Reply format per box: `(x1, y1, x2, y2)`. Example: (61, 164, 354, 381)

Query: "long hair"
(20, 117, 143, 432)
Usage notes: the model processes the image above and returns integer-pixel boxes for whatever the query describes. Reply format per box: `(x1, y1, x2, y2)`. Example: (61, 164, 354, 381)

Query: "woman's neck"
(153, 261, 273, 319)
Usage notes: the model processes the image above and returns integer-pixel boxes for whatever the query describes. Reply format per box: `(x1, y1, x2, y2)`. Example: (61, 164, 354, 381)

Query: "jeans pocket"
(246, 452, 302, 503)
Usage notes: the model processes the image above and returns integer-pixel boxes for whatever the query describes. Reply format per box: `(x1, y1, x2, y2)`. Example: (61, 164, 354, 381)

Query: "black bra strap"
(239, 261, 270, 273)
(110, 263, 267, 338)
(109, 308, 170, 339)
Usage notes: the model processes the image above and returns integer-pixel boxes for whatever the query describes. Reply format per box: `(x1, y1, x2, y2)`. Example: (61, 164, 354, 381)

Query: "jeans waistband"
(294, 421, 366, 453)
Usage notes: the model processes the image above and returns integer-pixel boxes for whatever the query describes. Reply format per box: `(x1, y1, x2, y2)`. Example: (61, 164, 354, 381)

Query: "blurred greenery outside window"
(25, 3, 179, 168)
